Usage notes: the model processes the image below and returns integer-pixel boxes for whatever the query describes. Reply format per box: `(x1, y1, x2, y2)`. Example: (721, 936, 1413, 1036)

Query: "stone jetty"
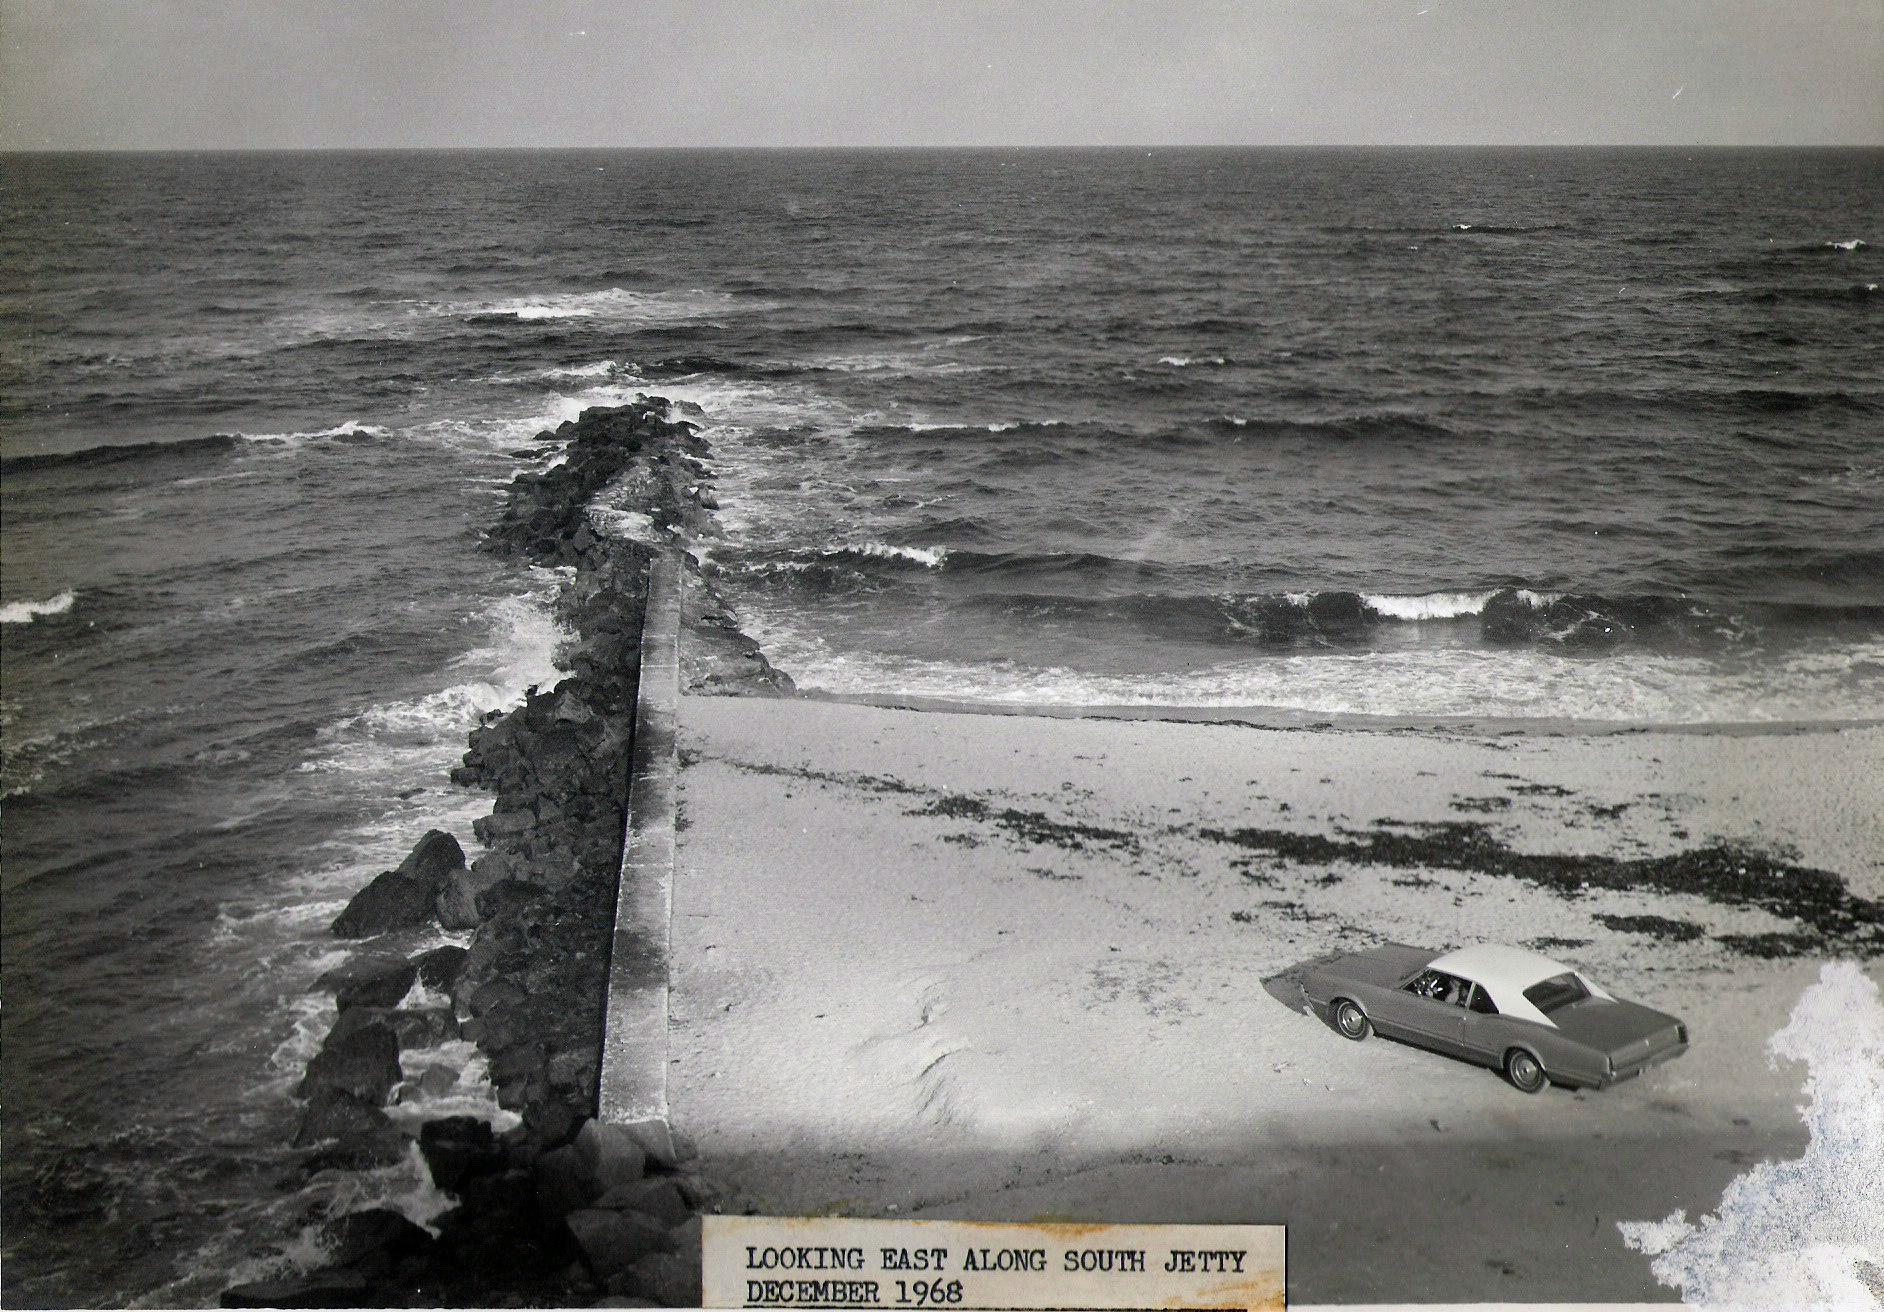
(225, 399, 781, 1307)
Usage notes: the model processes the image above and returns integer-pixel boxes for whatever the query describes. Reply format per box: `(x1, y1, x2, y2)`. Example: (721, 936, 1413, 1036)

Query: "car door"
(1373, 970, 1467, 1053)
(1455, 982, 1506, 1064)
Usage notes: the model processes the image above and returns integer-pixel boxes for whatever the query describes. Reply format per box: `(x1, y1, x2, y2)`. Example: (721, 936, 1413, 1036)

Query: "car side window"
(1467, 984, 1498, 1015)
(1406, 971, 1473, 1006)
(1404, 970, 1443, 999)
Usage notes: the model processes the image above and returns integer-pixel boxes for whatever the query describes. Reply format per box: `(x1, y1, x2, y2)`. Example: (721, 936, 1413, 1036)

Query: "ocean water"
(1, 147, 1879, 1303)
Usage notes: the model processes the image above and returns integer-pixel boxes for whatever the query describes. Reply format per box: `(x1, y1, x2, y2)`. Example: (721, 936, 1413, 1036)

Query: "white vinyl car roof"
(1429, 944, 1613, 1027)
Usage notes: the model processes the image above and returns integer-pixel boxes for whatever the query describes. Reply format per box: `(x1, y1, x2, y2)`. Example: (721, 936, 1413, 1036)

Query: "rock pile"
(228, 399, 775, 1307)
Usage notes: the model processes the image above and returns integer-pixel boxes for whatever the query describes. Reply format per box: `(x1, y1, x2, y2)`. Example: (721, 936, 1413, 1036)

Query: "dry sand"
(667, 697, 1883, 1304)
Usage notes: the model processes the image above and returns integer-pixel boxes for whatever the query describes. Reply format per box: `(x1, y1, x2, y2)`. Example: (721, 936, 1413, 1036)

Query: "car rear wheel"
(1505, 1048, 1547, 1093)
(1333, 999, 1371, 1041)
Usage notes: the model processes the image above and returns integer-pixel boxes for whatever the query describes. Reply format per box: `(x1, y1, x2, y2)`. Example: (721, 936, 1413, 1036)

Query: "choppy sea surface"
(2, 148, 1879, 1303)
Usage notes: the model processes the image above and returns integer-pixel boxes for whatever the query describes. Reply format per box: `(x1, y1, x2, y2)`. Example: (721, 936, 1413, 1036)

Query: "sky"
(2, 0, 1880, 150)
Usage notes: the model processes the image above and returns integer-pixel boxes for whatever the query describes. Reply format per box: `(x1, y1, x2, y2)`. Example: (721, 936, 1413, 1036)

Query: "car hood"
(1550, 998, 1682, 1052)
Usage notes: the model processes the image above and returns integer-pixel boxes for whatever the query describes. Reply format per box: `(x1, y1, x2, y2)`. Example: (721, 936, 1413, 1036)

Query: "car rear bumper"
(1598, 1038, 1689, 1087)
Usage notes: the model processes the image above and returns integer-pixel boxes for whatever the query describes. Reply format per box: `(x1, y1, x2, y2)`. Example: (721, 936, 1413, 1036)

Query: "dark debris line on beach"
(1197, 821, 1884, 956)
(705, 754, 1879, 959)
(227, 400, 777, 1309)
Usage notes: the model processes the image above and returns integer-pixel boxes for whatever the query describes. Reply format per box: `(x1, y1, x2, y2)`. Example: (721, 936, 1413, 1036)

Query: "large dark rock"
(323, 1207, 438, 1278)
(435, 861, 507, 931)
(328, 955, 418, 1011)
(314, 951, 415, 1010)
(469, 979, 528, 1017)
(488, 1042, 547, 1086)
(332, 831, 466, 937)
(594, 1178, 690, 1229)
(573, 1120, 646, 1192)
(292, 1088, 391, 1148)
(566, 1209, 667, 1281)
(330, 871, 434, 938)
(298, 1022, 401, 1105)
(397, 829, 467, 886)
(326, 1004, 453, 1049)
(477, 878, 546, 921)
(414, 944, 468, 990)
(418, 1116, 501, 1193)
(523, 1097, 577, 1145)
(533, 1143, 594, 1223)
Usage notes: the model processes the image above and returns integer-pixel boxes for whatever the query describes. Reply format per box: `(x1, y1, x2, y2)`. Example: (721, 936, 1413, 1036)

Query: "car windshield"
(1523, 972, 1591, 1015)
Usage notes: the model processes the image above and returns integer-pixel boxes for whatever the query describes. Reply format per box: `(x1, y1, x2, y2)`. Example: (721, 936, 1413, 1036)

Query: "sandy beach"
(667, 696, 1882, 1304)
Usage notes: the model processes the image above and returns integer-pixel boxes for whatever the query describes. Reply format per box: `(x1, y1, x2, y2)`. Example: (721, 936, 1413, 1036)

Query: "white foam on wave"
(445, 286, 762, 323)
(227, 420, 391, 448)
(1620, 962, 1884, 1310)
(477, 359, 638, 385)
(1351, 590, 1562, 621)
(383, 1038, 522, 1134)
(314, 1140, 457, 1232)
(1826, 239, 1867, 251)
(735, 615, 1884, 723)
(826, 542, 949, 569)
(299, 581, 570, 778)
(1158, 355, 1227, 367)
(1361, 590, 1498, 620)
(278, 287, 766, 346)
(1, 590, 76, 624)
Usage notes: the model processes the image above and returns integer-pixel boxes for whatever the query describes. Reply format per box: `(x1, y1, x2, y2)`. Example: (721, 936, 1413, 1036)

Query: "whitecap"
(477, 359, 637, 385)
(824, 542, 949, 568)
(228, 420, 390, 446)
(1361, 590, 1499, 620)
(1826, 239, 1867, 251)
(445, 286, 763, 324)
(0, 590, 76, 624)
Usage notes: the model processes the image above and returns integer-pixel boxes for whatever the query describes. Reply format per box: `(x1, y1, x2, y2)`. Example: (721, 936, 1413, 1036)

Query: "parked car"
(1298, 942, 1688, 1092)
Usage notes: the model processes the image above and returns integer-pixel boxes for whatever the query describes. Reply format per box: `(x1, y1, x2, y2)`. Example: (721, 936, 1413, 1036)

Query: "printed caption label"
(703, 1217, 1285, 1309)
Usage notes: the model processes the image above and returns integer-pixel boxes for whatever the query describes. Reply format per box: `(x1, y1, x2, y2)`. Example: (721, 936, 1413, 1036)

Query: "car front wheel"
(1505, 1048, 1547, 1093)
(1334, 999, 1371, 1041)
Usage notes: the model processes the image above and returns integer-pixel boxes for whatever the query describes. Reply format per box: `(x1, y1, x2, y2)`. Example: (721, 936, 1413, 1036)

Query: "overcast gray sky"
(3, 0, 1880, 149)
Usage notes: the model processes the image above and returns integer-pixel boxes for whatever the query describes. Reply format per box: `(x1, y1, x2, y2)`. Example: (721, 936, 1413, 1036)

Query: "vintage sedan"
(1298, 942, 1688, 1092)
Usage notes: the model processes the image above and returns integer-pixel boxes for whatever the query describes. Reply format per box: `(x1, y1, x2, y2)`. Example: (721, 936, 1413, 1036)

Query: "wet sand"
(667, 697, 1882, 1304)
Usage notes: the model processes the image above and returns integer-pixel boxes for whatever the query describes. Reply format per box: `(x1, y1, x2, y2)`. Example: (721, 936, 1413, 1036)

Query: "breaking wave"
(1, 591, 78, 625)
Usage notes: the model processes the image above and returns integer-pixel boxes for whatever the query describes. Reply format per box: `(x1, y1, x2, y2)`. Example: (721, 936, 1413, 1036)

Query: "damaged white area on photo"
(1620, 962, 1884, 1310)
